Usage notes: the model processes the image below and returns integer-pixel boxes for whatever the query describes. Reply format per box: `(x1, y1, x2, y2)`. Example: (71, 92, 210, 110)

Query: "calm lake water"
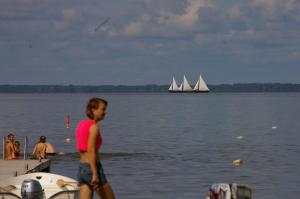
(0, 93, 300, 199)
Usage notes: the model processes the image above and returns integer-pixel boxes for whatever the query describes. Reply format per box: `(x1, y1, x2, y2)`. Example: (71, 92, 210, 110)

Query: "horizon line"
(0, 82, 300, 86)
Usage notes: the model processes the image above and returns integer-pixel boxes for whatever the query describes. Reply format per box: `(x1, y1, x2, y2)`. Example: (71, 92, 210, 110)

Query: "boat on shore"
(0, 172, 79, 199)
(168, 75, 209, 93)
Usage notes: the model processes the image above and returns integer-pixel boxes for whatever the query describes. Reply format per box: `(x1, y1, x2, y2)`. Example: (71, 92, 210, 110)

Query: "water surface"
(0, 93, 299, 199)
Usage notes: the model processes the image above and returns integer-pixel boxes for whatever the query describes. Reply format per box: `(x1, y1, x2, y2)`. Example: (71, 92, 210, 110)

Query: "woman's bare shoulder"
(90, 123, 99, 131)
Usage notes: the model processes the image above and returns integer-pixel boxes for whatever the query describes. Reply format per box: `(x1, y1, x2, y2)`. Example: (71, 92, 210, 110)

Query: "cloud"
(194, 33, 210, 45)
(295, 14, 300, 22)
(49, 41, 69, 50)
(123, 21, 144, 36)
(54, 9, 80, 30)
(31, 57, 40, 65)
(250, 0, 276, 7)
(227, 5, 242, 19)
(158, 0, 209, 30)
(249, 0, 300, 20)
(120, 0, 211, 37)
(123, 15, 150, 36)
(1, 0, 300, 84)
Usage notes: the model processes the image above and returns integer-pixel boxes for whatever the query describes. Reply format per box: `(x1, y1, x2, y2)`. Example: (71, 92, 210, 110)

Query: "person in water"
(76, 97, 116, 199)
(32, 136, 47, 160)
(5, 133, 16, 160)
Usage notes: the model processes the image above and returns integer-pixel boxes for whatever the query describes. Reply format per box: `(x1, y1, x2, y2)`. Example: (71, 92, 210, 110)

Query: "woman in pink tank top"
(76, 97, 116, 199)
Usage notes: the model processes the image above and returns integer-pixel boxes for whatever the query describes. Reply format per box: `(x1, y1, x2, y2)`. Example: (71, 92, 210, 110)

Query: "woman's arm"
(88, 124, 100, 189)
(32, 145, 37, 155)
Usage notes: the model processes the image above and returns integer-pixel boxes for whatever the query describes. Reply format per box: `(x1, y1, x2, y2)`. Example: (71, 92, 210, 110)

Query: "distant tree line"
(0, 83, 299, 93)
(209, 83, 300, 92)
(0, 84, 167, 93)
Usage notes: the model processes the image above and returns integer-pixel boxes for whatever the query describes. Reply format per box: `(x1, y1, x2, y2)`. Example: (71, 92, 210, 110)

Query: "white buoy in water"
(237, 136, 243, 139)
(272, 126, 277, 129)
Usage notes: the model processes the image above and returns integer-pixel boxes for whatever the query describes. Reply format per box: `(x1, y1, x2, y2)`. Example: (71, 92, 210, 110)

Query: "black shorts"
(77, 162, 108, 187)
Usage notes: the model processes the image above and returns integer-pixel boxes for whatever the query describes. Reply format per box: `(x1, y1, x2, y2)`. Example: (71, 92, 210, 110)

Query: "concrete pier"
(0, 159, 51, 179)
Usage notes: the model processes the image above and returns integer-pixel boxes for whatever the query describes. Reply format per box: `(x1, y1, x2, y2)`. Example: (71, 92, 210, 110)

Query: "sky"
(0, 0, 299, 85)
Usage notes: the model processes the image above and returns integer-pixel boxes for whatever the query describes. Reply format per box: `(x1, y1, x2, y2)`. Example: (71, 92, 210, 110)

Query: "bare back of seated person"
(33, 143, 47, 159)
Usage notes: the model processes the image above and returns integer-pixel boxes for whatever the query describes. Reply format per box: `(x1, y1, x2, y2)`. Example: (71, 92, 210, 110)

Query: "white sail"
(181, 75, 193, 91)
(193, 80, 199, 90)
(193, 75, 209, 92)
(168, 77, 180, 91)
(178, 83, 182, 91)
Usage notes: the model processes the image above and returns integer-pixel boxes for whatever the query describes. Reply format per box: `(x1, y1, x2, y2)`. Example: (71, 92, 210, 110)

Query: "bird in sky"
(94, 18, 110, 32)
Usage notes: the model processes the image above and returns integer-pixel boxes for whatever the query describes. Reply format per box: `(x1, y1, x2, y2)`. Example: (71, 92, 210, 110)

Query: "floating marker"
(233, 159, 243, 166)
(65, 137, 71, 143)
(66, 113, 70, 129)
(272, 126, 277, 129)
(237, 136, 243, 139)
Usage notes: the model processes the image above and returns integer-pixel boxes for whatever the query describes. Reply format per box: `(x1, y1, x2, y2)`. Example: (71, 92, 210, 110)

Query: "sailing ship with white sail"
(168, 75, 209, 93)
(168, 77, 180, 92)
(193, 75, 209, 92)
(178, 75, 193, 92)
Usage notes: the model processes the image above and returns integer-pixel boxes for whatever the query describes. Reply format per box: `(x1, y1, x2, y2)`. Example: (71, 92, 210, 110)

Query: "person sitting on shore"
(5, 133, 16, 160)
(32, 136, 47, 160)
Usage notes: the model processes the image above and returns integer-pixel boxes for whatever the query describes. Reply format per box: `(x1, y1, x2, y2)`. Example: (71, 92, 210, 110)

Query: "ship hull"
(168, 91, 202, 93)
(194, 90, 209, 93)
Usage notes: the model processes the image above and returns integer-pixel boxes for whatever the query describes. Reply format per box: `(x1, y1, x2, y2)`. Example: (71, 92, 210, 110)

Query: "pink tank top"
(76, 120, 102, 151)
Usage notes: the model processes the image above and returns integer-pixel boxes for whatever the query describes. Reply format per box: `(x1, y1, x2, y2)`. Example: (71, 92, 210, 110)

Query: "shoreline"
(0, 83, 299, 93)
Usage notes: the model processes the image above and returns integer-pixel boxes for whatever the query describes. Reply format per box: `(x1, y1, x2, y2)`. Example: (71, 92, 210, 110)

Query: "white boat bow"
(0, 172, 79, 199)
